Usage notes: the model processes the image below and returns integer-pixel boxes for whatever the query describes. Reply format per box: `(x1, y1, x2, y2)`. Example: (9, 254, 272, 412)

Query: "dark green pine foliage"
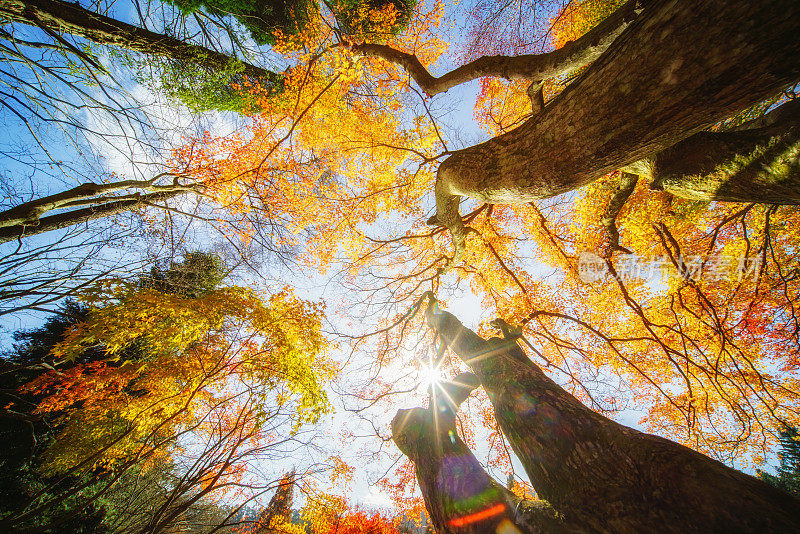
(163, 0, 319, 45)
(758, 428, 800, 496)
(139, 251, 225, 298)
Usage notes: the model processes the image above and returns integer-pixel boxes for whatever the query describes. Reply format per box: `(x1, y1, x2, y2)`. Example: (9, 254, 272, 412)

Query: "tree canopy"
(1, 0, 799, 531)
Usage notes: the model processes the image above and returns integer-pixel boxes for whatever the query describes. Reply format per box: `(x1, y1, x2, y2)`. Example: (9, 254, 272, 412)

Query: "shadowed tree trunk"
(421, 301, 800, 533)
(0, 0, 280, 83)
(645, 97, 800, 203)
(392, 373, 569, 533)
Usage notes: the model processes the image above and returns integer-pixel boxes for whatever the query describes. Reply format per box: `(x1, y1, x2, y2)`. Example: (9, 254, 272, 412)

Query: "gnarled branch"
(350, 0, 645, 96)
(600, 172, 638, 257)
(430, 0, 800, 263)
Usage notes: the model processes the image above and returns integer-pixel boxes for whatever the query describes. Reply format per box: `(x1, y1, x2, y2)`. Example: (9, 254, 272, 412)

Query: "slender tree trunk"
(0, 0, 280, 83)
(0, 177, 197, 229)
(0, 189, 187, 244)
(424, 304, 800, 533)
(433, 0, 800, 259)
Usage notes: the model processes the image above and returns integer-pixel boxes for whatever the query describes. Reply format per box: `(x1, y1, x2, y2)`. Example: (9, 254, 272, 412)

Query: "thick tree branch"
(432, 0, 800, 262)
(0, 0, 280, 83)
(650, 98, 800, 202)
(350, 0, 645, 96)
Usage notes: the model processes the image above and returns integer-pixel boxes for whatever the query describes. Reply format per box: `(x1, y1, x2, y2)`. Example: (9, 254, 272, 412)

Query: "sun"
(419, 362, 443, 389)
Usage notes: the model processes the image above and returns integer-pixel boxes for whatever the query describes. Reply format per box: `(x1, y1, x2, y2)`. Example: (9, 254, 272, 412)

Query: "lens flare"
(419, 363, 443, 388)
(447, 503, 507, 527)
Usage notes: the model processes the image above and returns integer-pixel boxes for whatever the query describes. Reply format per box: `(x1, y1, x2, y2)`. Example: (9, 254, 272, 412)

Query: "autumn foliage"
(2, 0, 800, 531)
(300, 492, 404, 534)
(155, 2, 800, 521)
(20, 280, 334, 474)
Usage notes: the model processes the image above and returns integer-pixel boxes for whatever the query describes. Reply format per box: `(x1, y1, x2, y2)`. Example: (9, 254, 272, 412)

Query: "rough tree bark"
(421, 302, 800, 533)
(0, 0, 280, 83)
(646, 97, 800, 203)
(392, 373, 568, 533)
(372, 0, 800, 263)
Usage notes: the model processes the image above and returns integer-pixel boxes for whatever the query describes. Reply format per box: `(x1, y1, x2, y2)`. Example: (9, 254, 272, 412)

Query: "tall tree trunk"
(0, 177, 197, 229)
(392, 373, 567, 533)
(432, 0, 800, 261)
(424, 304, 800, 533)
(0, 0, 280, 83)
